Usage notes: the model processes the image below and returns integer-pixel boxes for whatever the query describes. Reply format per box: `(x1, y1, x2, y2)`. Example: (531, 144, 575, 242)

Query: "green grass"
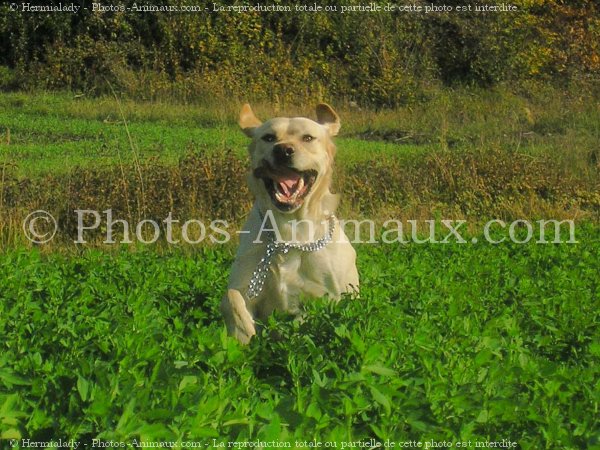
(0, 92, 429, 176)
(0, 226, 599, 447)
(1, 87, 598, 176)
(0, 93, 243, 175)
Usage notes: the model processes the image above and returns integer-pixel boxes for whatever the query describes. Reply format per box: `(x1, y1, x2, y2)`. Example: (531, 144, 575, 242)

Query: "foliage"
(0, 1, 598, 105)
(0, 227, 598, 446)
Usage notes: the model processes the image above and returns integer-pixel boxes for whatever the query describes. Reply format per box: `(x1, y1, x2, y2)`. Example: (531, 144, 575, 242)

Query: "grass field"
(0, 92, 431, 176)
(0, 88, 599, 448)
(1, 231, 599, 447)
(1, 87, 598, 176)
(0, 89, 598, 248)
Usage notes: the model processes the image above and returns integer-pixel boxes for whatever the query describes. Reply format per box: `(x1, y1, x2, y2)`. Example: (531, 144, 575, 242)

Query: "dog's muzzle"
(253, 161, 317, 212)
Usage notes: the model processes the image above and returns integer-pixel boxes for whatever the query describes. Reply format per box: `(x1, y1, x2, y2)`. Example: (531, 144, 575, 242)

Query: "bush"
(0, 1, 597, 106)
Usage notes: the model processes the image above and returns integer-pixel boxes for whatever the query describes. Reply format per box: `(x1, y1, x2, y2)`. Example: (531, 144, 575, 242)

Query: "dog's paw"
(221, 289, 256, 344)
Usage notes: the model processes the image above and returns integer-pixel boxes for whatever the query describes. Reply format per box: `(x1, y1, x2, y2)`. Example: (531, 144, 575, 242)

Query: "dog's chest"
(270, 251, 328, 300)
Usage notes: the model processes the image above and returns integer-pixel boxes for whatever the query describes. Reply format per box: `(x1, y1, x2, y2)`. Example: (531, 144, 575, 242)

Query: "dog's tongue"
(272, 170, 301, 196)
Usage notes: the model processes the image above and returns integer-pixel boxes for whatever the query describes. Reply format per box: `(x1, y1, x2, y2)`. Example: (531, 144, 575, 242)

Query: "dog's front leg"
(220, 288, 256, 344)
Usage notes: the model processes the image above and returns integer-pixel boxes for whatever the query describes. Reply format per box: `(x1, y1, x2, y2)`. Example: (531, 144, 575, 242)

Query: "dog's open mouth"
(254, 163, 317, 211)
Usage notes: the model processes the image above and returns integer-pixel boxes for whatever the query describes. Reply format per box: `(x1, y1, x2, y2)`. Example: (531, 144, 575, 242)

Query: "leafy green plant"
(0, 226, 598, 447)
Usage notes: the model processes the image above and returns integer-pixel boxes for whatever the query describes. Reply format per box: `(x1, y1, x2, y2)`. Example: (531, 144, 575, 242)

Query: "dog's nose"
(273, 144, 294, 163)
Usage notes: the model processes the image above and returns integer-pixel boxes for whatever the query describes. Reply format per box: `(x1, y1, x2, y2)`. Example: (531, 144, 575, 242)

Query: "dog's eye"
(302, 135, 315, 143)
(262, 134, 276, 143)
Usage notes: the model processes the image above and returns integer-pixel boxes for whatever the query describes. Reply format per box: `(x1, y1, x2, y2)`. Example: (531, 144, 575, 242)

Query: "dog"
(221, 103, 359, 343)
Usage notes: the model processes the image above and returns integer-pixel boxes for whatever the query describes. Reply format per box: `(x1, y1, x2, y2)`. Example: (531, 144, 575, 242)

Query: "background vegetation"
(0, 88, 598, 247)
(0, 0, 598, 106)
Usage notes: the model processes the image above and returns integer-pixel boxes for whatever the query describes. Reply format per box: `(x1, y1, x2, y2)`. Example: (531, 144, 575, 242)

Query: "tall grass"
(0, 86, 598, 249)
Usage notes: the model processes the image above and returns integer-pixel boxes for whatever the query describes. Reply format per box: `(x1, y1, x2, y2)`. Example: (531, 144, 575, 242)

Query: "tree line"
(0, 0, 597, 105)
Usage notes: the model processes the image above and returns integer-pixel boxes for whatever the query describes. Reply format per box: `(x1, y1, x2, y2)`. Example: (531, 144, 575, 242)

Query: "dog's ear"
(316, 103, 341, 136)
(239, 104, 262, 137)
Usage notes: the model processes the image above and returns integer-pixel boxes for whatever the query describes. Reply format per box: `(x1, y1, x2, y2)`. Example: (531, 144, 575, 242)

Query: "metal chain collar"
(246, 214, 336, 299)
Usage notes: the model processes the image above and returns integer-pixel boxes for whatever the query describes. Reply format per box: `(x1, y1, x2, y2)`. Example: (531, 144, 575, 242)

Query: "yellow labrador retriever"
(221, 104, 359, 343)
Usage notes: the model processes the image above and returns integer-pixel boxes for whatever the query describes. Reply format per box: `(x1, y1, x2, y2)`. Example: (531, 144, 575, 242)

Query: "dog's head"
(239, 104, 340, 214)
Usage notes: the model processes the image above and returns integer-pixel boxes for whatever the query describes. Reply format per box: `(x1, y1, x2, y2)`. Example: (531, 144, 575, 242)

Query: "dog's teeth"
(276, 191, 290, 203)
